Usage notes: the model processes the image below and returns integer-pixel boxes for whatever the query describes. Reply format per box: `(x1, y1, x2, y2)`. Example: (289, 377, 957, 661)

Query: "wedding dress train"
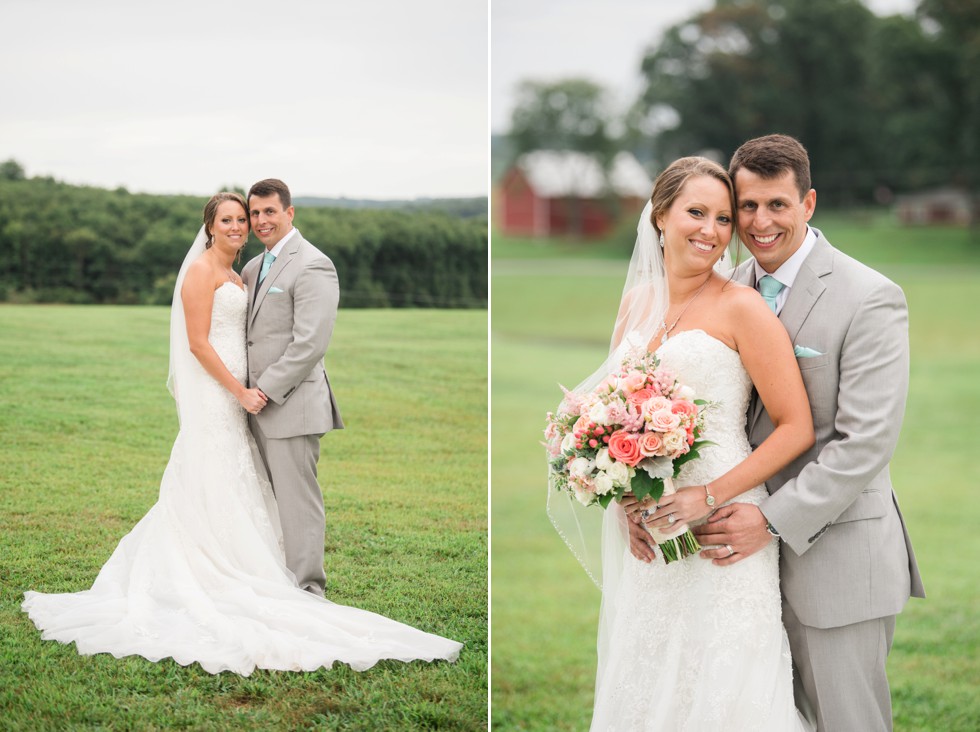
(23, 282, 462, 675)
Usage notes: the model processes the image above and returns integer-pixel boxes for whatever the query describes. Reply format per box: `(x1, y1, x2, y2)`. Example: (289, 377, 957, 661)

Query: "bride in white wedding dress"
(22, 193, 462, 675)
(548, 159, 813, 730)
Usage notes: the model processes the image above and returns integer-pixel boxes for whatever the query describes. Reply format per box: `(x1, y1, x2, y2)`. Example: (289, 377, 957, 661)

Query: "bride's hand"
(238, 387, 268, 414)
(642, 485, 712, 529)
(620, 492, 656, 524)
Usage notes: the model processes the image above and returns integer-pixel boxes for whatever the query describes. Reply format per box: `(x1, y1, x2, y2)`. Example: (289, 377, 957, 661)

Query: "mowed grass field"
(0, 308, 487, 731)
(491, 213, 980, 731)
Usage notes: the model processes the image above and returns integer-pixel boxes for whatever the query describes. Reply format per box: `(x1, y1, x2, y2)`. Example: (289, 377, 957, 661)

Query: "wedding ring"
(667, 513, 676, 525)
(725, 544, 734, 557)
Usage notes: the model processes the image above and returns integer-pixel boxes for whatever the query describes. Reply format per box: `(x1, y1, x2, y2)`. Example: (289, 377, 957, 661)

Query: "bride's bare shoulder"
(718, 279, 763, 306)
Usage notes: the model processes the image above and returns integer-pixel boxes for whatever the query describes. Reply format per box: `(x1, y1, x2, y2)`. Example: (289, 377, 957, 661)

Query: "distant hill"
(293, 196, 487, 219)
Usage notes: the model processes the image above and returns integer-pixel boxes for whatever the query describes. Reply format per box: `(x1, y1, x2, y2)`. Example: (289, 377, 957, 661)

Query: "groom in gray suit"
(692, 135, 925, 731)
(242, 178, 344, 597)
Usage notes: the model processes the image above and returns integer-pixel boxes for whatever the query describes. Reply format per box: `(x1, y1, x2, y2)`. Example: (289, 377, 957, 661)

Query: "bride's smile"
(656, 175, 733, 273)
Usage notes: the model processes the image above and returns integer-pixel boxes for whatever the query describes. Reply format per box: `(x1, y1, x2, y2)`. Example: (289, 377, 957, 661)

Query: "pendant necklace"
(660, 275, 711, 345)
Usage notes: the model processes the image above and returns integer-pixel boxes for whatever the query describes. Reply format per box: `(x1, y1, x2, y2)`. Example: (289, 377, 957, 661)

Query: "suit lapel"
(776, 233, 832, 345)
(249, 234, 300, 328)
(742, 233, 834, 435)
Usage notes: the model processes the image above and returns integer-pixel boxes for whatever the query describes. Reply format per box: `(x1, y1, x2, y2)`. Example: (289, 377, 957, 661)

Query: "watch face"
(706, 496, 715, 506)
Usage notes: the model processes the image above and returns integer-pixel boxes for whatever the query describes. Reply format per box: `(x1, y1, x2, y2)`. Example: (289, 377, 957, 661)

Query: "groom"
(242, 178, 344, 597)
(693, 135, 925, 731)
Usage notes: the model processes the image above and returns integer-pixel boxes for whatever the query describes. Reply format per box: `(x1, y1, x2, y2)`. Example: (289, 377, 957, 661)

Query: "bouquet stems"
(656, 529, 702, 564)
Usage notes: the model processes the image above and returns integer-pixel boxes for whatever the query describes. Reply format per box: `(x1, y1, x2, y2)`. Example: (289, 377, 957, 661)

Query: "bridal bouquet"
(544, 351, 712, 563)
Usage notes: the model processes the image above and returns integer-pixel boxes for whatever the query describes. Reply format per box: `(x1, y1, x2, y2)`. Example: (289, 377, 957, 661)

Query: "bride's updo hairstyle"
(647, 156, 735, 239)
(202, 192, 248, 249)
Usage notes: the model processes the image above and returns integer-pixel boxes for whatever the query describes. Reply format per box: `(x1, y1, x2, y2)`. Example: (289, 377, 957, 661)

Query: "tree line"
(507, 0, 980, 208)
(0, 171, 487, 308)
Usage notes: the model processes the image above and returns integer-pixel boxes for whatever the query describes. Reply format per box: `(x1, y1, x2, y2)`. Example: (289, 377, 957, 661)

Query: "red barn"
(497, 151, 652, 238)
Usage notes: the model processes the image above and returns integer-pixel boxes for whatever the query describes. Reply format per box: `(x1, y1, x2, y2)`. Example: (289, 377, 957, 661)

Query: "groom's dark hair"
(248, 178, 292, 210)
(728, 134, 811, 200)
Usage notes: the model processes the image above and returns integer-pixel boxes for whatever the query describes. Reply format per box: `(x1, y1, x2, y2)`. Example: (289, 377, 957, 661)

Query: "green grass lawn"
(0, 307, 487, 731)
(490, 217, 980, 731)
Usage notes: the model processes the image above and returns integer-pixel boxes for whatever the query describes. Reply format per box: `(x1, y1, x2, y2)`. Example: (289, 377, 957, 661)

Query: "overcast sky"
(492, 0, 918, 134)
(0, 0, 488, 199)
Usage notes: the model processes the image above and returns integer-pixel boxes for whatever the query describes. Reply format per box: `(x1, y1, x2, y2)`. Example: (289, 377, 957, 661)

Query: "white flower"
(663, 429, 687, 454)
(568, 457, 594, 479)
(588, 400, 611, 425)
(561, 432, 576, 453)
(606, 461, 630, 487)
(676, 385, 695, 401)
(594, 471, 614, 495)
(639, 456, 674, 480)
(572, 483, 596, 506)
(595, 448, 613, 470)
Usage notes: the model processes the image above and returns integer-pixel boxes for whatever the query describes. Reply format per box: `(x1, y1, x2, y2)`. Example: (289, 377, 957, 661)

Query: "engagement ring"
(641, 509, 651, 520)
(667, 513, 677, 525)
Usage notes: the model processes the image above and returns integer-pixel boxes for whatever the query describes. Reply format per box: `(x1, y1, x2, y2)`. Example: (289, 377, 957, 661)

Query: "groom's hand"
(692, 503, 770, 566)
(628, 519, 657, 563)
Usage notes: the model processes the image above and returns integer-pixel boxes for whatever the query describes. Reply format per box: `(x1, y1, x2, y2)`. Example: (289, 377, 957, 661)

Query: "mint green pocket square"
(268, 286, 284, 294)
(794, 345, 824, 358)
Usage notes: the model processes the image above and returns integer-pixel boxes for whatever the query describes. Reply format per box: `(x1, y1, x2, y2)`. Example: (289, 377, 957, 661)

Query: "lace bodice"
(182, 282, 249, 438)
(655, 329, 761, 504)
(209, 282, 247, 385)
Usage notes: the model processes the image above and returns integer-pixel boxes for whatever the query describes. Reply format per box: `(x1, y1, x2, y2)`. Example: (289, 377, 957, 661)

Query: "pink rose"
(637, 431, 664, 457)
(641, 396, 672, 417)
(607, 431, 643, 467)
(648, 409, 681, 433)
(619, 371, 647, 393)
(627, 387, 657, 407)
(671, 399, 698, 419)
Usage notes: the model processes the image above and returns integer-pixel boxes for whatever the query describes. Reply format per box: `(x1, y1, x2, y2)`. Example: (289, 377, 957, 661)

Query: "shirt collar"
(753, 225, 816, 289)
(266, 227, 298, 259)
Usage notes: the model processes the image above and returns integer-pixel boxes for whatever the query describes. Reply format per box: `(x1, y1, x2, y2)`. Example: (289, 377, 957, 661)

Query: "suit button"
(247, 341, 253, 346)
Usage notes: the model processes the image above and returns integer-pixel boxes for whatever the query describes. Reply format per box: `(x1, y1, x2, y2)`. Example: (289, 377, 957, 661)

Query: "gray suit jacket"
(242, 230, 343, 439)
(736, 229, 924, 629)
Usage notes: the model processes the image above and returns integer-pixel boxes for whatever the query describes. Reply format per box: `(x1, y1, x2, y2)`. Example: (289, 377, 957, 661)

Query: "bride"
(22, 192, 462, 675)
(548, 158, 813, 729)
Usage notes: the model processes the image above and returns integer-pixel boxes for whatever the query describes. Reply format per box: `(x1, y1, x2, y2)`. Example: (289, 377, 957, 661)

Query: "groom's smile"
(734, 168, 816, 273)
(249, 193, 295, 249)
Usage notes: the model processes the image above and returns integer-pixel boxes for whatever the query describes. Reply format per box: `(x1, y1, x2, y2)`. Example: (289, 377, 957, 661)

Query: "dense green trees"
(633, 0, 980, 204)
(503, 0, 978, 209)
(0, 176, 487, 307)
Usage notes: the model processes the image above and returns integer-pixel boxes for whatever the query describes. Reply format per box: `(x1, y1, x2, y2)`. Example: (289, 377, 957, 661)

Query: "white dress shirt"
(753, 226, 817, 315)
(265, 226, 298, 259)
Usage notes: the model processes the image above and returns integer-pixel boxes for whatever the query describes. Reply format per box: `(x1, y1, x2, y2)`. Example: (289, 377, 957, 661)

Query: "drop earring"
(659, 230, 665, 248)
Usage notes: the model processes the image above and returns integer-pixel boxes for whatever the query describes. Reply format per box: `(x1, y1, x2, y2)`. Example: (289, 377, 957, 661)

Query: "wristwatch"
(765, 520, 780, 537)
(703, 484, 715, 507)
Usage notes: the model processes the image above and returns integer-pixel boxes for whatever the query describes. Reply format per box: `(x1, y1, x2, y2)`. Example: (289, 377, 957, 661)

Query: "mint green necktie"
(258, 251, 276, 284)
(758, 275, 785, 313)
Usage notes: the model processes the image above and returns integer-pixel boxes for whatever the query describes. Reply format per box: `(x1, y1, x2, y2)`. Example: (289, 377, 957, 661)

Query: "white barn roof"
(517, 150, 652, 199)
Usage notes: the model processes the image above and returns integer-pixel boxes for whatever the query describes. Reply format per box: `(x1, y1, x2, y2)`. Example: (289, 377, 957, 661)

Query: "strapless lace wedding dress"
(23, 283, 462, 675)
(591, 330, 808, 731)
